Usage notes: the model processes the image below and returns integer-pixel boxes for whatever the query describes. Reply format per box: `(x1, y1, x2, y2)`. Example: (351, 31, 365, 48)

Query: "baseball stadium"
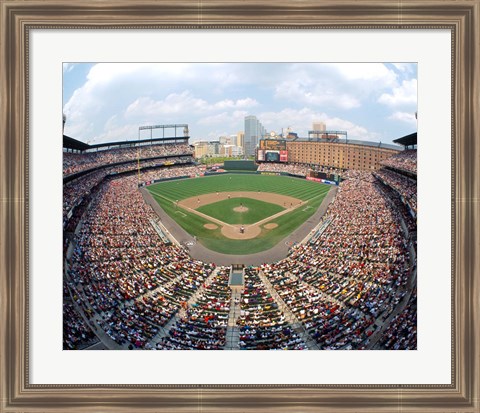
(63, 124, 417, 351)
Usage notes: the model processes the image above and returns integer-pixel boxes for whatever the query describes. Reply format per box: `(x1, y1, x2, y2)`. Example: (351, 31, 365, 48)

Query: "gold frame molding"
(1, 1, 479, 412)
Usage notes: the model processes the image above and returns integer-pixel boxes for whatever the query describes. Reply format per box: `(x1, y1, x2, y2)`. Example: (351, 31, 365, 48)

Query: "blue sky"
(63, 63, 417, 145)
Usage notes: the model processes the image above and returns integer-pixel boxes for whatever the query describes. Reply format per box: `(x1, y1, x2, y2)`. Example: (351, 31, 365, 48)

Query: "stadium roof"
(63, 135, 190, 152)
(393, 132, 417, 147)
(88, 136, 188, 149)
(63, 135, 90, 151)
(293, 137, 402, 151)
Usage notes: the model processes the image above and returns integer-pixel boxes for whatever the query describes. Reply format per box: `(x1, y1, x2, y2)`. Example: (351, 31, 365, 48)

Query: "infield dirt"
(178, 191, 304, 240)
(178, 191, 302, 209)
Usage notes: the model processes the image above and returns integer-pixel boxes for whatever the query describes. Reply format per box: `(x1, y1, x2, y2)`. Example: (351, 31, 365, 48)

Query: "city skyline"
(63, 63, 417, 145)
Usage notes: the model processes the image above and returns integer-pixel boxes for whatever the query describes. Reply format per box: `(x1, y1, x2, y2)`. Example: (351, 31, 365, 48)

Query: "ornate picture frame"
(1, 1, 478, 411)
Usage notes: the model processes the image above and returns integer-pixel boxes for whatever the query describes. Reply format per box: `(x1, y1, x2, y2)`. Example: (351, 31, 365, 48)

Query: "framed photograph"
(1, 1, 478, 412)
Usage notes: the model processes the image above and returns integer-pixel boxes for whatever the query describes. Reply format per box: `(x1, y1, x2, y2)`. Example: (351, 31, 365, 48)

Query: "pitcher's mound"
(264, 223, 278, 229)
(233, 206, 249, 213)
(203, 223, 218, 230)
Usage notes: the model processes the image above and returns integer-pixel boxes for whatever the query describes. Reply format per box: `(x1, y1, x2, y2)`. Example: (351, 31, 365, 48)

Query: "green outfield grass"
(197, 197, 285, 225)
(147, 174, 330, 255)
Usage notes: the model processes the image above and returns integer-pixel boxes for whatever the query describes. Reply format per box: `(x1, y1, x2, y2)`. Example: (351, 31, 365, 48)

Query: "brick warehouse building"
(286, 138, 401, 171)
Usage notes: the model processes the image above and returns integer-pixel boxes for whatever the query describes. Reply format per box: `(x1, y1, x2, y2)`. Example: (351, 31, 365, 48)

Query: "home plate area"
(179, 191, 304, 240)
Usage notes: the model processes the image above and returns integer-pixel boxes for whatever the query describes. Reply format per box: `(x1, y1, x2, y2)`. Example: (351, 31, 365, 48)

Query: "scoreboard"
(259, 139, 287, 151)
(257, 139, 288, 163)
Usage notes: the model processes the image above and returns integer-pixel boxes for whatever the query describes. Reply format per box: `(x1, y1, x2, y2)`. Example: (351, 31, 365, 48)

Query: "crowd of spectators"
(375, 177, 417, 235)
(258, 171, 414, 349)
(238, 268, 307, 350)
(259, 264, 374, 349)
(64, 143, 193, 175)
(140, 164, 205, 185)
(374, 169, 417, 216)
(157, 267, 231, 349)
(64, 169, 105, 227)
(378, 289, 417, 349)
(63, 280, 98, 350)
(309, 164, 344, 177)
(257, 162, 310, 177)
(63, 158, 194, 228)
(63, 302, 99, 349)
(66, 174, 215, 349)
(380, 149, 417, 174)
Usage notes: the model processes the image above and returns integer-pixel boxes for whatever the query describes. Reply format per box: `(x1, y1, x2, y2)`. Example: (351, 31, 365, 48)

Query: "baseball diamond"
(147, 174, 331, 255)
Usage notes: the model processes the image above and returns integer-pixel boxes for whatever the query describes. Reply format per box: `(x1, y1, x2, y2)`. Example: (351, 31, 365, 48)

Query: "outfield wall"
(141, 169, 334, 190)
(223, 160, 257, 171)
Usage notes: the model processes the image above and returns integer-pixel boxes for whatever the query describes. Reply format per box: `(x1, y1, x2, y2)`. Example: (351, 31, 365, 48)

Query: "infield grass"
(147, 174, 330, 254)
(197, 197, 285, 225)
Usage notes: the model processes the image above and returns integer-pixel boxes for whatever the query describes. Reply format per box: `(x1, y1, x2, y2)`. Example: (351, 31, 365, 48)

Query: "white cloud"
(95, 124, 139, 143)
(125, 93, 208, 118)
(198, 110, 248, 126)
(378, 79, 417, 107)
(330, 63, 397, 85)
(259, 107, 316, 131)
(258, 107, 380, 141)
(320, 116, 382, 141)
(197, 112, 231, 125)
(392, 63, 413, 73)
(86, 63, 193, 86)
(63, 63, 417, 144)
(388, 111, 417, 125)
(274, 64, 400, 110)
(63, 119, 95, 142)
(275, 80, 360, 109)
(125, 93, 258, 121)
(212, 98, 258, 110)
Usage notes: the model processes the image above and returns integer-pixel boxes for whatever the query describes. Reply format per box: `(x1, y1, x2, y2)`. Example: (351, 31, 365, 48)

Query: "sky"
(63, 63, 417, 145)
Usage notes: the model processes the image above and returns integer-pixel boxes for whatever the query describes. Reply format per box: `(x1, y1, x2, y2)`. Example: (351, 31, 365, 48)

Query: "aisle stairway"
(224, 287, 242, 350)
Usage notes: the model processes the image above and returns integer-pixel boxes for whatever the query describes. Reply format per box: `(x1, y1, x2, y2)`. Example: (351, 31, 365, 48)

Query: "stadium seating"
(380, 149, 417, 174)
(64, 143, 193, 175)
(238, 268, 307, 350)
(157, 267, 231, 350)
(257, 162, 310, 176)
(63, 147, 417, 351)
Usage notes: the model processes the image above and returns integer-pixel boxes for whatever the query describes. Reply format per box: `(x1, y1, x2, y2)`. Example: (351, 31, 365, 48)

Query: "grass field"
(197, 197, 285, 225)
(147, 174, 330, 255)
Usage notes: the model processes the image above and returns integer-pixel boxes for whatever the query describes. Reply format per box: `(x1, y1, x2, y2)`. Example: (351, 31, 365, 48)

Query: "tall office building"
(244, 115, 266, 156)
(236, 131, 244, 149)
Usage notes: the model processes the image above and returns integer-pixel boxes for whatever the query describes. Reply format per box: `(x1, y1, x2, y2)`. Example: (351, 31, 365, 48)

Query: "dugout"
(223, 160, 258, 171)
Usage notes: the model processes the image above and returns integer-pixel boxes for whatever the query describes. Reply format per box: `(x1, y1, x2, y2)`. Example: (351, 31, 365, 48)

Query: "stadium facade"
(286, 139, 400, 170)
(255, 136, 401, 171)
